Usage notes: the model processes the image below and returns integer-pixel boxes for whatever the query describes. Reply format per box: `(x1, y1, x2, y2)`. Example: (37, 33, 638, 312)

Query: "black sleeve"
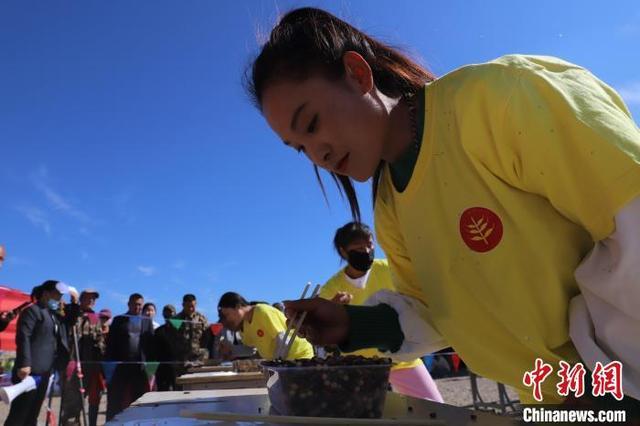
(141, 319, 156, 361)
(339, 304, 404, 354)
(54, 318, 71, 371)
(15, 307, 40, 369)
(105, 317, 121, 361)
(0, 313, 11, 332)
(63, 303, 81, 327)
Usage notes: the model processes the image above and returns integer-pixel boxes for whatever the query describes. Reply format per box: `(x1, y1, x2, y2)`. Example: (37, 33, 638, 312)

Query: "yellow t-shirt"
(320, 259, 423, 371)
(242, 304, 314, 361)
(374, 55, 640, 403)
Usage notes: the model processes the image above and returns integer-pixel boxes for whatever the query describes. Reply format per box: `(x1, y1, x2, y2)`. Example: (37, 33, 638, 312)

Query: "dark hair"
(128, 293, 143, 303)
(333, 222, 374, 258)
(40, 280, 60, 293)
(183, 294, 196, 303)
(143, 302, 156, 312)
(31, 285, 44, 300)
(218, 292, 266, 309)
(218, 292, 249, 309)
(247, 7, 435, 220)
(162, 304, 176, 319)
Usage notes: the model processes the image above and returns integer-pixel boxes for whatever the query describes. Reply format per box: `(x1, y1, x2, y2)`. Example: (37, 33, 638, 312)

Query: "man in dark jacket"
(105, 293, 154, 421)
(154, 304, 177, 391)
(5, 280, 70, 426)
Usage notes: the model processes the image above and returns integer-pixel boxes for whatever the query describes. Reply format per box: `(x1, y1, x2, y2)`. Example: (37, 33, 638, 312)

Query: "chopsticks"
(276, 282, 320, 360)
(274, 282, 309, 359)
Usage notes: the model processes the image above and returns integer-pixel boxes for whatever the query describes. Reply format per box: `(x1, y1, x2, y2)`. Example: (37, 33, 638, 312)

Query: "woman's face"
(143, 305, 156, 318)
(219, 307, 243, 331)
(340, 236, 374, 260)
(261, 55, 388, 182)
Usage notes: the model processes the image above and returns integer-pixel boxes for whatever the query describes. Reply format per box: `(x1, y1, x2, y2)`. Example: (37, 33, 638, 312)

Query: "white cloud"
(16, 206, 51, 235)
(31, 166, 92, 225)
(137, 265, 156, 277)
(106, 290, 129, 306)
(618, 81, 640, 105)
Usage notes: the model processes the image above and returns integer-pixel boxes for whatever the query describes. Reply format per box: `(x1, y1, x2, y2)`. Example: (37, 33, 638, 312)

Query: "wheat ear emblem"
(466, 216, 494, 245)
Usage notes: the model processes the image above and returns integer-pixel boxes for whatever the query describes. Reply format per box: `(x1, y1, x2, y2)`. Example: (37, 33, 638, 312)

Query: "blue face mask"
(47, 300, 60, 311)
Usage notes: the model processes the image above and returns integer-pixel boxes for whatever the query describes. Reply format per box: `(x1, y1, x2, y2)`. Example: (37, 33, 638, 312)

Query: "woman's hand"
(284, 298, 350, 346)
(331, 292, 353, 305)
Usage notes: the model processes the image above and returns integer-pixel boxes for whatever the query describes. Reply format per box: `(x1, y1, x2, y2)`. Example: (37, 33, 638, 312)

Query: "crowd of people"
(0, 218, 455, 425)
(0, 271, 223, 425)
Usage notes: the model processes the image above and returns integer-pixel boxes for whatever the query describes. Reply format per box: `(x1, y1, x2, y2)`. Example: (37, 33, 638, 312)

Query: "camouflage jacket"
(71, 309, 106, 363)
(171, 311, 209, 362)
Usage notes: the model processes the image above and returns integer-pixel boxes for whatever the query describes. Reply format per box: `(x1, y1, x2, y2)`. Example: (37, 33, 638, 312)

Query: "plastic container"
(263, 361, 391, 418)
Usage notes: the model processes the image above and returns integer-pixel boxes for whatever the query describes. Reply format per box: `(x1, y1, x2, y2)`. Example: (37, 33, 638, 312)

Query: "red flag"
(210, 323, 223, 336)
(46, 408, 57, 426)
(451, 354, 461, 373)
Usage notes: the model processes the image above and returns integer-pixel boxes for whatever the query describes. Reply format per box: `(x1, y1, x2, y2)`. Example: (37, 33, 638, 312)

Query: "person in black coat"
(105, 293, 155, 421)
(153, 304, 177, 391)
(5, 280, 71, 426)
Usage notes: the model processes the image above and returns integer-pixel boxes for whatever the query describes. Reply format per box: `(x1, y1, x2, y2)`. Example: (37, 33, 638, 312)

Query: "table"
(109, 388, 522, 425)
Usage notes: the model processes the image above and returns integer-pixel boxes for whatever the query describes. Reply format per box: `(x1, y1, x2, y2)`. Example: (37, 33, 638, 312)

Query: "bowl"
(262, 356, 392, 418)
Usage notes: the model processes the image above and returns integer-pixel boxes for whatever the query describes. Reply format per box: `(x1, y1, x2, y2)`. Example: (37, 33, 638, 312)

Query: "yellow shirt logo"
(459, 207, 503, 252)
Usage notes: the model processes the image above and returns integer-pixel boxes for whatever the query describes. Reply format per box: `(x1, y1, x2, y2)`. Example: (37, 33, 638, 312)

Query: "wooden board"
(187, 365, 234, 373)
(176, 371, 265, 385)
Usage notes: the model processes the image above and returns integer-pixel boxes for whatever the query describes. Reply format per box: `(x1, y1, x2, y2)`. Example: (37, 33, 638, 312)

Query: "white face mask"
(343, 269, 371, 289)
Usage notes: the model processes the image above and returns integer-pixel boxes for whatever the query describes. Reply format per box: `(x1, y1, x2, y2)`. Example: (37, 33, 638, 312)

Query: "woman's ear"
(343, 51, 374, 94)
(338, 247, 349, 260)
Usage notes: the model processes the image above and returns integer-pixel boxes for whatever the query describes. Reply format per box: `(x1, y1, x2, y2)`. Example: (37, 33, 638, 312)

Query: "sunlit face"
(339, 236, 374, 260)
(143, 305, 156, 318)
(0, 245, 5, 269)
(80, 293, 97, 310)
(219, 307, 243, 331)
(183, 300, 196, 316)
(261, 55, 388, 182)
(128, 297, 144, 315)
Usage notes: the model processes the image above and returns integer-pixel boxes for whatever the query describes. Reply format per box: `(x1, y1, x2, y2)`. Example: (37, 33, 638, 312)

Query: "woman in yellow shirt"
(247, 7, 640, 407)
(320, 221, 443, 402)
(217, 292, 314, 361)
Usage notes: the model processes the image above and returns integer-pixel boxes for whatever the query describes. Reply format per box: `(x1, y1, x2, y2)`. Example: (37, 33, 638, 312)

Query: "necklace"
(404, 92, 421, 154)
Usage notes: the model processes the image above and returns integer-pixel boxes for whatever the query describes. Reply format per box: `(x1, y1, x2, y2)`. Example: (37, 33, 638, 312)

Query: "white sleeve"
(569, 195, 640, 400)
(364, 290, 448, 362)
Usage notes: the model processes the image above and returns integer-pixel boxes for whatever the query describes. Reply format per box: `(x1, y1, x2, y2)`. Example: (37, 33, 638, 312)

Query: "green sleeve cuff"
(340, 304, 404, 354)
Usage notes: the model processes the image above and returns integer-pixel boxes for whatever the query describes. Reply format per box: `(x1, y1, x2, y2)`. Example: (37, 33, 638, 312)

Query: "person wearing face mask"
(319, 222, 443, 402)
(5, 280, 71, 426)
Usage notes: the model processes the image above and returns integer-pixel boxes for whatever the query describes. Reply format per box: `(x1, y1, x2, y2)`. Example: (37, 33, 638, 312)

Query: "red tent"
(0, 286, 30, 352)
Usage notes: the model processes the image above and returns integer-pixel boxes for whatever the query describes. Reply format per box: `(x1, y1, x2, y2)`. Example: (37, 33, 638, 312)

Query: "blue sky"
(1, 0, 639, 319)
